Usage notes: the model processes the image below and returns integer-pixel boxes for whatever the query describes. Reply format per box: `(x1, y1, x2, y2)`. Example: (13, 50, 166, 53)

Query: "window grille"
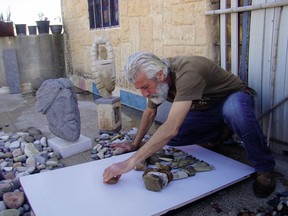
(88, 0, 119, 29)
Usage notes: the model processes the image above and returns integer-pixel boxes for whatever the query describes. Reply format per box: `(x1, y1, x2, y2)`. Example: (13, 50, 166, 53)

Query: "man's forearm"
(132, 108, 157, 149)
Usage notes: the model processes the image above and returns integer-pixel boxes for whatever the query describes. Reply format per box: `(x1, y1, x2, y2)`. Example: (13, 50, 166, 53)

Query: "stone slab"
(20, 145, 254, 216)
(48, 135, 92, 158)
(3, 49, 22, 94)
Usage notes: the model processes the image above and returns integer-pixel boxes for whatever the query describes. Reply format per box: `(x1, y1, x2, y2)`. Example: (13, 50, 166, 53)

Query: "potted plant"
(15, 24, 27, 36)
(50, 16, 63, 34)
(0, 8, 14, 37)
(28, 25, 37, 35)
(36, 12, 50, 34)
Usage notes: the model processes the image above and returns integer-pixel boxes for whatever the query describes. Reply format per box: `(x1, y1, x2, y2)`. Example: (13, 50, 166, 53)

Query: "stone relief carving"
(91, 37, 116, 98)
(36, 78, 81, 141)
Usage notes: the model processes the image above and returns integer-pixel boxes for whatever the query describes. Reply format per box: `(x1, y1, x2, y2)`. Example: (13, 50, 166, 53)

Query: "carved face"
(99, 64, 116, 92)
(46, 88, 81, 141)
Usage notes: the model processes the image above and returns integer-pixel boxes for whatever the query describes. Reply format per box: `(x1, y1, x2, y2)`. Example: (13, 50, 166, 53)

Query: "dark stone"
(3, 49, 22, 94)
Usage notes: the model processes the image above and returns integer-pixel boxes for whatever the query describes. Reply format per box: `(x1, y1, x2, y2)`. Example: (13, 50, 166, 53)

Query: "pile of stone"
(0, 127, 64, 216)
(91, 127, 151, 160)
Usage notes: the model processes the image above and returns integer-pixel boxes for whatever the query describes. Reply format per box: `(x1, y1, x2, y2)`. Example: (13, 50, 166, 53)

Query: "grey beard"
(150, 82, 169, 104)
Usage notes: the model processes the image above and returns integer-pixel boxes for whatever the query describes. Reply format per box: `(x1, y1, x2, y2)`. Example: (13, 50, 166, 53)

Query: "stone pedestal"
(48, 135, 92, 158)
(95, 97, 122, 133)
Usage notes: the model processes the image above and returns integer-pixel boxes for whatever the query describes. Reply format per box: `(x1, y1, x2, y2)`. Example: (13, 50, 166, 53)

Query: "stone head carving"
(36, 78, 81, 141)
(91, 37, 116, 98)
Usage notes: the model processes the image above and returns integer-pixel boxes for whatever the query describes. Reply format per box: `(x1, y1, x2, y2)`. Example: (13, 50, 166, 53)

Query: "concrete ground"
(0, 90, 287, 216)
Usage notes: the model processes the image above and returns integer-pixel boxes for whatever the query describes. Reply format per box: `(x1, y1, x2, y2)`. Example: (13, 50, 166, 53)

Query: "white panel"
(20, 145, 254, 216)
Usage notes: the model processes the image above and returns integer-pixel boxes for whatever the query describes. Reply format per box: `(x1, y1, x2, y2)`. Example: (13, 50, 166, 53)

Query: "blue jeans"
(167, 92, 275, 172)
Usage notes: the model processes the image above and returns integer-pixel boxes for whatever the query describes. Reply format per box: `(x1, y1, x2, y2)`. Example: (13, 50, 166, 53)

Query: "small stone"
(26, 166, 35, 174)
(26, 157, 36, 168)
(34, 155, 47, 164)
(46, 158, 58, 167)
(12, 148, 23, 158)
(3, 191, 25, 209)
(97, 151, 105, 159)
(40, 137, 47, 147)
(14, 155, 27, 163)
(4, 152, 13, 159)
(0, 209, 20, 216)
(3, 167, 13, 172)
(37, 164, 46, 170)
(0, 201, 6, 212)
(172, 170, 189, 180)
(100, 133, 110, 140)
(24, 143, 40, 157)
(0, 152, 6, 159)
(0, 136, 9, 142)
(16, 166, 28, 172)
(113, 147, 125, 156)
(9, 141, 21, 149)
(24, 136, 34, 143)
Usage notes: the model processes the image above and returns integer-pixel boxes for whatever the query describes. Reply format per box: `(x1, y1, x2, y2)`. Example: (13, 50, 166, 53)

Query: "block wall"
(61, 0, 220, 108)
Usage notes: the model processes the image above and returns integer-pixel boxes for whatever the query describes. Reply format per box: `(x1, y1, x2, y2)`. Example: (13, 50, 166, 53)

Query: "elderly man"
(36, 78, 81, 141)
(103, 51, 275, 198)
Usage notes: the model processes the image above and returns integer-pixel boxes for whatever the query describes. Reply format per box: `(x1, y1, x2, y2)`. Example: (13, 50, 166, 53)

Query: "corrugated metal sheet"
(248, 1, 288, 153)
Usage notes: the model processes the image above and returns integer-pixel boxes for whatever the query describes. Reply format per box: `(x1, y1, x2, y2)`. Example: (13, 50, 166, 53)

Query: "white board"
(20, 145, 254, 216)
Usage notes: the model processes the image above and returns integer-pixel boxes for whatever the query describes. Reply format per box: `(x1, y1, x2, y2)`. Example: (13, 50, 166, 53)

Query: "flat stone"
(3, 49, 22, 94)
(48, 135, 92, 158)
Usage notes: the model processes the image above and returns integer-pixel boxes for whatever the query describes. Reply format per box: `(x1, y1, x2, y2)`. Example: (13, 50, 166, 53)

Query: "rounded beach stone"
(106, 176, 120, 184)
(3, 191, 25, 209)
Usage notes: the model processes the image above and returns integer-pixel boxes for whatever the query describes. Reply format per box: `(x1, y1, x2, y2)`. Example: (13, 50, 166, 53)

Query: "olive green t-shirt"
(148, 56, 246, 110)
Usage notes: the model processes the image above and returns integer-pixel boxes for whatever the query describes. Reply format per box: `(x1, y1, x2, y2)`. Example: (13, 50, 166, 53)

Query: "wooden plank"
(220, 0, 227, 70)
(231, 0, 239, 76)
(248, 0, 266, 118)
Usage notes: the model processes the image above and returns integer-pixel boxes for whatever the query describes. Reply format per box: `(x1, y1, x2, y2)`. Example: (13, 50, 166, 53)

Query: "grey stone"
(3, 49, 22, 94)
(36, 78, 81, 141)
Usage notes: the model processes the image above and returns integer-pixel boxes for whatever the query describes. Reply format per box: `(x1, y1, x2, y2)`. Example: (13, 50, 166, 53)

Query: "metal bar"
(205, 0, 288, 15)
(220, 0, 227, 70)
(240, 0, 249, 83)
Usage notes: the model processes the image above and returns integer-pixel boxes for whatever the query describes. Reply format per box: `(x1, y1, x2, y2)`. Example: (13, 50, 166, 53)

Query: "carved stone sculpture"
(36, 78, 81, 141)
(91, 37, 116, 98)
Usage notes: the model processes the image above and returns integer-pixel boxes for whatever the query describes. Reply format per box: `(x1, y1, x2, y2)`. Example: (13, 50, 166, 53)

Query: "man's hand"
(103, 159, 134, 183)
(110, 142, 137, 153)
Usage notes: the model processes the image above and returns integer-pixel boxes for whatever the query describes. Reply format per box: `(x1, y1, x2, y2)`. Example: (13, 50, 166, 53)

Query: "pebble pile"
(91, 128, 151, 160)
(0, 127, 64, 216)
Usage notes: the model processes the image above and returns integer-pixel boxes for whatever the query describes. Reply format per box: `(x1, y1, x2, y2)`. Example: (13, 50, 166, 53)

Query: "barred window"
(88, 0, 119, 29)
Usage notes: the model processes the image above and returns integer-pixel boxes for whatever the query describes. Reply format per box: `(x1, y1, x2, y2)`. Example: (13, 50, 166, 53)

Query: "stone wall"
(61, 0, 220, 109)
(0, 35, 65, 93)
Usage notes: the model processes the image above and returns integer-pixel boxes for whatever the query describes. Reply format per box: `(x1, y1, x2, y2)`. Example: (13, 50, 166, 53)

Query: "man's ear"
(156, 70, 164, 81)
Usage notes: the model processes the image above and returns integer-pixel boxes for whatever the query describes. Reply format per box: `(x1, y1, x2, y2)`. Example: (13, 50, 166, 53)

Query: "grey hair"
(124, 51, 170, 83)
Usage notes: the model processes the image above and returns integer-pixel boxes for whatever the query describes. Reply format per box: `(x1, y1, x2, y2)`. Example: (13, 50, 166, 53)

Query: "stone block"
(95, 97, 122, 133)
(3, 49, 22, 94)
(48, 135, 92, 158)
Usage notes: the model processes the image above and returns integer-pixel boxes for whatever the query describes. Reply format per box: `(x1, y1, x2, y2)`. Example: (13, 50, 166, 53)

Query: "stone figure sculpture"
(36, 78, 81, 141)
(91, 37, 116, 98)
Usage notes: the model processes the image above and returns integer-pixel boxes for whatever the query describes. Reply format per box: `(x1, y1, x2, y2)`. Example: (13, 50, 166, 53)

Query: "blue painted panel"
(120, 90, 147, 111)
